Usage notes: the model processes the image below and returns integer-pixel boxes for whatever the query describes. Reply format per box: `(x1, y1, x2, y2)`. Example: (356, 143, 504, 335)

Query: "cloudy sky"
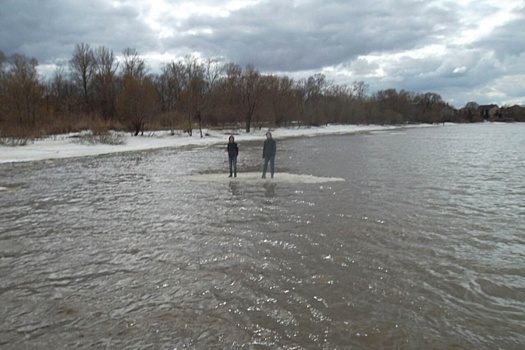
(1, 0, 524, 108)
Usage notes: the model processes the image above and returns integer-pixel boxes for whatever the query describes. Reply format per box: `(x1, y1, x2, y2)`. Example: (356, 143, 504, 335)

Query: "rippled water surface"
(1, 124, 524, 349)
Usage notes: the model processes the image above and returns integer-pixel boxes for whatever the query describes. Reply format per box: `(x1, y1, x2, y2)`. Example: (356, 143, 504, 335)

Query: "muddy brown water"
(1, 124, 524, 349)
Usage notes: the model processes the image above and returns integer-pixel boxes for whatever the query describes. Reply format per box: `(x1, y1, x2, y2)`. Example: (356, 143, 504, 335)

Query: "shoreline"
(0, 124, 438, 164)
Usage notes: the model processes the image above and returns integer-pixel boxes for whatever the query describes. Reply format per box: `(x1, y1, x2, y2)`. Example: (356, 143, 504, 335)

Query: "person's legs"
(233, 156, 237, 177)
(229, 156, 233, 176)
(262, 157, 269, 178)
(270, 156, 275, 178)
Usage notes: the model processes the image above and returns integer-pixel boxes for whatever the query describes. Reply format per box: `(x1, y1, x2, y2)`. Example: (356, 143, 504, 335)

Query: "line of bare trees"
(1, 43, 524, 139)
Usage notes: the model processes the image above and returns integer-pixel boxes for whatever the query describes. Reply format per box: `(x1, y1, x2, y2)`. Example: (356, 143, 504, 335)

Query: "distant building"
(477, 104, 500, 120)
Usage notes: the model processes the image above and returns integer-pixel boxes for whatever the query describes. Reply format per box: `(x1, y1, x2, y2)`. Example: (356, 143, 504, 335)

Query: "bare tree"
(461, 101, 479, 122)
(416, 92, 444, 123)
(0, 51, 7, 124)
(324, 84, 352, 124)
(351, 81, 369, 101)
(181, 55, 206, 136)
(262, 75, 298, 126)
(117, 75, 157, 136)
(121, 48, 146, 80)
(240, 64, 264, 132)
(5, 43, 518, 137)
(93, 46, 119, 120)
(5, 54, 43, 128)
(199, 58, 223, 128)
(213, 62, 242, 125)
(297, 73, 327, 125)
(0, 50, 6, 70)
(203, 58, 222, 93)
(46, 66, 77, 117)
(118, 49, 157, 135)
(69, 43, 95, 113)
(157, 61, 185, 135)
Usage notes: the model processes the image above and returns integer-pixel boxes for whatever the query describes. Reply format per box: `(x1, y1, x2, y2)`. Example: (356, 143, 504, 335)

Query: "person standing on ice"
(262, 132, 276, 179)
(227, 135, 239, 177)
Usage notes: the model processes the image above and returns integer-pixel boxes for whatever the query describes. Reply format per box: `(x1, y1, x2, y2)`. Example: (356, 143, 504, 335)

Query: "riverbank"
(0, 124, 438, 164)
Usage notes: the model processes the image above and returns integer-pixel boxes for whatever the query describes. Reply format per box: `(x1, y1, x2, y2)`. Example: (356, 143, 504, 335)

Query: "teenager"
(227, 135, 239, 177)
(262, 132, 276, 178)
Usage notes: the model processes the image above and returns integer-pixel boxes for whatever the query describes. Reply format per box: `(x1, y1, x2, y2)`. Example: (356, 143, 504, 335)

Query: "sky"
(1, 0, 524, 108)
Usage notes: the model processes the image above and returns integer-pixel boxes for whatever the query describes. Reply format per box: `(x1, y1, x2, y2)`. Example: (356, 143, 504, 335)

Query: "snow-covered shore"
(0, 124, 436, 164)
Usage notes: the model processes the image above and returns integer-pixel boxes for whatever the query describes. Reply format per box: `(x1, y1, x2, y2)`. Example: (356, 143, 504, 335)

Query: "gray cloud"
(1, 0, 157, 62)
(0, 0, 523, 108)
(171, 0, 453, 71)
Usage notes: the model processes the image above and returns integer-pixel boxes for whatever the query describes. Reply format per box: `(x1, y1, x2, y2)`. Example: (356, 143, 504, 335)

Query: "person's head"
(229, 135, 234, 143)
(266, 132, 272, 139)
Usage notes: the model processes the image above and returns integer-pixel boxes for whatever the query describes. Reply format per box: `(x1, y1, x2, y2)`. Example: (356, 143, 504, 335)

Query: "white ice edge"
(0, 124, 440, 164)
(181, 172, 345, 184)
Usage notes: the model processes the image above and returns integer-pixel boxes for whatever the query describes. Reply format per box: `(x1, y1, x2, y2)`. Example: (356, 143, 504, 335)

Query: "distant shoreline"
(0, 123, 447, 164)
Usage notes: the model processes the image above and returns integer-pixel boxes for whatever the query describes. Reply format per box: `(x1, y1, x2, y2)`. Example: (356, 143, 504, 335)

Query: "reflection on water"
(263, 182, 276, 198)
(229, 181, 276, 198)
(1, 124, 524, 349)
(228, 181, 239, 196)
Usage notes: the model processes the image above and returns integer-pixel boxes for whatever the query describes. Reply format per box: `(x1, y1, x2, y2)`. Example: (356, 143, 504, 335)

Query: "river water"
(1, 123, 524, 349)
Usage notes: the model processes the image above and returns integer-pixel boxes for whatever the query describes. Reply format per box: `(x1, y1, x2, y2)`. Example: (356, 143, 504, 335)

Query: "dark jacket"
(263, 138, 276, 159)
(227, 142, 238, 157)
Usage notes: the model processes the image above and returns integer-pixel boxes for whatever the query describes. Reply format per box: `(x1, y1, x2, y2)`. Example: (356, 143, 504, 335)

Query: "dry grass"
(75, 131, 125, 145)
(0, 111, 209, 147)
(0, 122, 39, 146)
(0, 136, 28, 146)
(0, 114, 129, 147)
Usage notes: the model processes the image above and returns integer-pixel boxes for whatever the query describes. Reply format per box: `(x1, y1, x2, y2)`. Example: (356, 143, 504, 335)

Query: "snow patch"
(181, 172, 345, 184)
(0, 124, 438, 164)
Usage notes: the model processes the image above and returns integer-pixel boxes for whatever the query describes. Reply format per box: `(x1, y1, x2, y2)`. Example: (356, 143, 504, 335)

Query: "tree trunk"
(245, 115, 251, 133)
(187, 114, 192, 136)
